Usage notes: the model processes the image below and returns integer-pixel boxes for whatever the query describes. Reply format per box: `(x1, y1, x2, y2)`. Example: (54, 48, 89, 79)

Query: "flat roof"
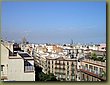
(18, 52, 31, 58)
(18, 52, 33, 60)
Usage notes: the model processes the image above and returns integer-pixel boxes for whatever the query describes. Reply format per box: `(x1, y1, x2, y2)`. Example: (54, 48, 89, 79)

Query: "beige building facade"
(1, 41, 35, 81)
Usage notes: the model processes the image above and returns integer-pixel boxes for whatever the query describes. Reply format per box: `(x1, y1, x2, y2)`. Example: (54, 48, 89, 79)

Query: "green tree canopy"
(91, 52, 97, 60)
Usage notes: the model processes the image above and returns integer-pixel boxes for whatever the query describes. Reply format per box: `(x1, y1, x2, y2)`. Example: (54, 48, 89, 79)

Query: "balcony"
(55, 72, 65, 75)
(55, 63, 65, 65)
(94, 71, 99, 75)
(87, 69, 93, 73)
(55, 67, 65, 70)
(24, 66, 34, 72)
(83, 59, 106, 67)
(80, 69, 106, 81)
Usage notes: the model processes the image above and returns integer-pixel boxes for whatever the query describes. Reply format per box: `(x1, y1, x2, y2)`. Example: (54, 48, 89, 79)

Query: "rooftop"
(18, 52, 33, 60)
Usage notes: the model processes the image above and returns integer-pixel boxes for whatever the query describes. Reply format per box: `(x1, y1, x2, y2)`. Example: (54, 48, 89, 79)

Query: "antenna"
(71, 39, 73, 45)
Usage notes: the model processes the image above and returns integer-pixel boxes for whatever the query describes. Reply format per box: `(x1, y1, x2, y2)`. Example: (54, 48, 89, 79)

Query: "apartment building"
(79, 45, 106, 81)
(46, 56, 78, 81)
(79, 58, 106, 81)
(1, 41, 35, 81)
(34, 52, 48, 74)
(1, 43, 9, 80)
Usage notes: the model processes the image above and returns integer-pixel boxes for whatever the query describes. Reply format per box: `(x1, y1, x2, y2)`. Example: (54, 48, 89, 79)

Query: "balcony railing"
(24, 66, 34, 72)
(55, 67, 65, 70)
(82, 67, 98, 74)
(55, 63, 65, 65)
(80, 69, 106, 81)
(55, 72, 65, 75)
(83, 59, 106, 67)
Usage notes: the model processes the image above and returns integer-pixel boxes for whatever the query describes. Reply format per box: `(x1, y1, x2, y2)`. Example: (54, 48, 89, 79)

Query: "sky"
(2, 2, 106, 44)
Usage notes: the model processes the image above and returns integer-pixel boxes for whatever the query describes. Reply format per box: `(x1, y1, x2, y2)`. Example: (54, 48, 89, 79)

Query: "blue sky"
(2, 2, 106, 44)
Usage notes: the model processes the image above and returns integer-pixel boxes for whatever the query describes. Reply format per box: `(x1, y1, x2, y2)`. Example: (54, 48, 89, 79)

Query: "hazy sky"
(2, 2, 106, 44)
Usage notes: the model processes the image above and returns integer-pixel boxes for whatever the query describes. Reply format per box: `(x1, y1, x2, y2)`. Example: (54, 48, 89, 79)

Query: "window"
(78, 60, 80, 62)
(85, 64, 88, 70)
(55, 60, 57, 63)
(67, 66, 69, 69)
(99, 68, 103, 76)
(52, 65, 53, 68)
(63, 62, 65, 65)
(82, 74, 85, 80)
(67, 75, 69, 80)
(71, 76, 74, 80)
(71, 63, 74, 73)
(48, 61, 50, 64)
(76, 75, 77, 79)
(101, 47, 104, 49)
(1, 65, 4, 71)
(71, 62, 74, 66)
(79, 77, 80, 80)
(99, 68, 103, 73)
(82, 65, 85, 69)
(67, 62, 69, 65)
(94, 66, 98, 74)
(52, 65, 53, 73)
(67, 71, 69, 75)
(89, 65, 93, 72)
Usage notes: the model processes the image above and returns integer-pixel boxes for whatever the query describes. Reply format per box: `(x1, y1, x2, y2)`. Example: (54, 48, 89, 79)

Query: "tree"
(38, 72, 47, 81)
(46, 73, 57, 81)
(102, 71, 106, 78)
(34, 65, 42, 81)
(91, 52, 97, 61)
(97, 57, 102, 61)
(38, 72, 57, 81)
(35, 64, 57, 81)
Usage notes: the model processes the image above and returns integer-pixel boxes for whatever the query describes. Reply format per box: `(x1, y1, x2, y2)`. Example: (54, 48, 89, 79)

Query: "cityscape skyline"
(2, 2, 106, 44)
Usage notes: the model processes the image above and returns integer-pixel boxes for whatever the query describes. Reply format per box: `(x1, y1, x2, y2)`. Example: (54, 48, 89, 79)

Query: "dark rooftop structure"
(18, 52, 31, 58)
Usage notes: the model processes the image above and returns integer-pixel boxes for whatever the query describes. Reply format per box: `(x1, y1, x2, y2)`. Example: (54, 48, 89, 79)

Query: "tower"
(22, 36, 27, 45)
